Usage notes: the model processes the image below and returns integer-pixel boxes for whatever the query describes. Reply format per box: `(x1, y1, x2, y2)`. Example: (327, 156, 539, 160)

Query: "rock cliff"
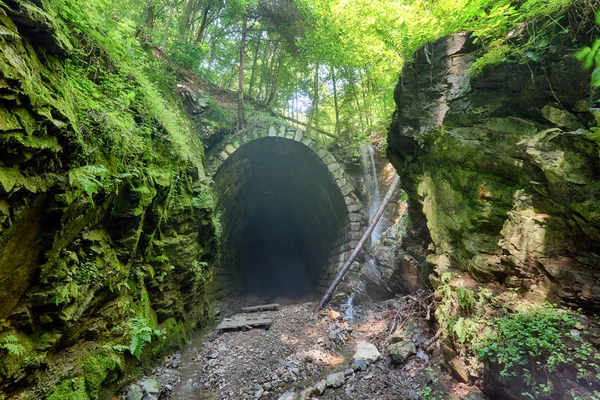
(388, 14, 600, 399)
(0, 2, 218, 398)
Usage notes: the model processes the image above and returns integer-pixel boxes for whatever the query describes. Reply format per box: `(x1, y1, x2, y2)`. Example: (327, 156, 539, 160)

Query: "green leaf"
(574, 47, 591, 61)
(525, 52, 540, 62)
(585, 52, 595, 70)
(591, 68, 600, 87)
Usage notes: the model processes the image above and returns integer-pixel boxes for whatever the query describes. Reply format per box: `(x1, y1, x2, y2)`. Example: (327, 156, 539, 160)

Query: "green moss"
(0, 1, 219, 397)
(48, 377, 89, 400)
(0, 166, 23, 192)
(468, 44, 511, 79)
(82, 348, 124, 398)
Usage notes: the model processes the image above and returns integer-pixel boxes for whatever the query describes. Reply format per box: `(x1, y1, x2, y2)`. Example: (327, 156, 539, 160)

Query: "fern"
(68, 165, 110, 197)
(1, 335, 26, 357)
(128, 317, 162, 360)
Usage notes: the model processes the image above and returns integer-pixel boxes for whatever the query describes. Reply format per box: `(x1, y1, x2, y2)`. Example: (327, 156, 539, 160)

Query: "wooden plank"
(216, 319, 273, 331)
(241, 303, 280, 312)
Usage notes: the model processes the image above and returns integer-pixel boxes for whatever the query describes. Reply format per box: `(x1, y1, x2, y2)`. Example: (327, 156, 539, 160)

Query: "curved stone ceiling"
(208, 125, 365, 300)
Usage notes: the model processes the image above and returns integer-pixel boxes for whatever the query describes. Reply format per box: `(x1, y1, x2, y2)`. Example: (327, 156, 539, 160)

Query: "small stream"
(173, 323, 218, 400)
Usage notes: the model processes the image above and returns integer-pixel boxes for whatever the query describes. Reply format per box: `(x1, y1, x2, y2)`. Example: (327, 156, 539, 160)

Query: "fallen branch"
(314, 174, 401, 312)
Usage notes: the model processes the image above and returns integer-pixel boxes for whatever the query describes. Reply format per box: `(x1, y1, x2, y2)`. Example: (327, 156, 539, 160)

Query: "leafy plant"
(575, 11, 600, 87)
(456, 287, 476, 314)
(68, 164, 110, 197)
(477, 304, 600, 398)
(0, 335, 26, 358)
(128, 316, 163, 360)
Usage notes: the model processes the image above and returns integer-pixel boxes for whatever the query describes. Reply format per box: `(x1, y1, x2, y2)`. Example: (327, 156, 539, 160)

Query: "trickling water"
(361, 145, 383, 246)
(344, 292, 355, 321)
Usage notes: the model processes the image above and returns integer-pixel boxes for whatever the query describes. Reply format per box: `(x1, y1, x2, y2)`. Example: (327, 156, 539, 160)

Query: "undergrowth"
(477, 304, 600, 398)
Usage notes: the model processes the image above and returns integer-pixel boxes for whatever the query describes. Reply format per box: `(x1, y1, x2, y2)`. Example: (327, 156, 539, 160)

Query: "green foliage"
(575, 10, 600, 87)
(47, 377, 89, 400)
(68, 165, 110, 197)
(82, 347, 123, 398)
(213, 211, 223, 243)
(55, 280, 80, 306)
(0, 333, 37, 379)
(477, 304, 600, 398)
(0, 335, 26, 358)
(128, 316, 163, 360)
(456, 287, 476, 314)
(171, 41, 210, 71)
(46, 0, 196, 171)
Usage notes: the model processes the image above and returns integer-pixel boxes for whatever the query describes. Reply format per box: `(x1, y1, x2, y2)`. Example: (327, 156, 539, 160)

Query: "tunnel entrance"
(212, 137, 350, 300)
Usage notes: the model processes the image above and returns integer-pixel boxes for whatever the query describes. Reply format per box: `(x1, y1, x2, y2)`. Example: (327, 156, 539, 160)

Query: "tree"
(238, 12, 247, 132)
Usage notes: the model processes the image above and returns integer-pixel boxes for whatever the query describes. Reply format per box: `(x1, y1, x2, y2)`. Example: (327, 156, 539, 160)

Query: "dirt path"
(123, 295, 487, 400)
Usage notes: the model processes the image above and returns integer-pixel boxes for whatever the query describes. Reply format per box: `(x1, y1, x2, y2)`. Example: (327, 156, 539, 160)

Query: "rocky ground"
(121, 293, 488, 400)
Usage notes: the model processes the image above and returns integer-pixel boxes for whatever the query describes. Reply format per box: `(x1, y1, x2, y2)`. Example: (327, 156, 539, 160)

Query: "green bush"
(477, 304, 600, 398)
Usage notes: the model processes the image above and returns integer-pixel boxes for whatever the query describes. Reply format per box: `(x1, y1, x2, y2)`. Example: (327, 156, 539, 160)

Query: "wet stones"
(541, 104, 581, 130)
(126, 379, 161, 400)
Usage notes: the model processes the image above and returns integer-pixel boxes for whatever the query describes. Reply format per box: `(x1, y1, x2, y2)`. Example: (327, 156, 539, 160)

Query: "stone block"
(327, 162, 341, 173)
(341, 184, 354, 196)
(347, 203, 362, 213)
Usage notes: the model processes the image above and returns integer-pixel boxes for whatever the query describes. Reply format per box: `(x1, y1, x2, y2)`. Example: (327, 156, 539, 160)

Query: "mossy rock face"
(0, 1, 218, 398)
(388, 25, 600, 400)
(389, 30, 600, 311)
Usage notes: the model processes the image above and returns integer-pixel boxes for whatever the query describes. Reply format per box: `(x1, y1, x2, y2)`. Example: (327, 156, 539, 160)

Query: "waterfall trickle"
(344, 292, 355, 321)
(361, 145, 383, 246)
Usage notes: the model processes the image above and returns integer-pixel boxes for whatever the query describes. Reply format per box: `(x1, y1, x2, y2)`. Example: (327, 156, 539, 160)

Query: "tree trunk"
(359, 72, 372, 127)
(195, 5, 211, 43)
(307, 63, 319, 135)
(160, 1, 175, 49)
(266, 54, 282, 107)
(144, 1, 156, 32)
(265, 44, 278, 102)
(248, 35, 262, 98)
(351, 77, 365, 132)
(237, 14, 248, 132)
(332, 66, 340, 136)
(314, 174, 401, 312)
(180, 0, 196, 37)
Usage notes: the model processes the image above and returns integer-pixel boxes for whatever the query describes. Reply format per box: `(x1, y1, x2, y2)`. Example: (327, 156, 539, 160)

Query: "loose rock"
(313, 380, 327, 395)
(388, 342, 416, 363)
(326, 372, 345, 388)
(278, 390, 298, 400)
(353, 342, 380, 363)
(139, 379, 160, 395)
(126, 384, 143, 400)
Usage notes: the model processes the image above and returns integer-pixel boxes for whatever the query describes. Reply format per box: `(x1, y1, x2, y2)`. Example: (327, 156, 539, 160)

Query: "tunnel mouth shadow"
(211, 137, 350, 301)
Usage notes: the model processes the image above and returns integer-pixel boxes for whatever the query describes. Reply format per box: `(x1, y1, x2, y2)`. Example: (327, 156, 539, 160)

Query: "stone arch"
(206, 124, 365, 300)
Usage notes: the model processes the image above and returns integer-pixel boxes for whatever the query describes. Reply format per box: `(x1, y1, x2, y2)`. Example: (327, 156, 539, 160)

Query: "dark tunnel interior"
(212, 137, 349, 299)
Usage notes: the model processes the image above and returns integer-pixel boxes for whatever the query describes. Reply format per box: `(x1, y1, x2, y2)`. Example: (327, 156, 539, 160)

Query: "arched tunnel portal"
(208, 127, 364, 300)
